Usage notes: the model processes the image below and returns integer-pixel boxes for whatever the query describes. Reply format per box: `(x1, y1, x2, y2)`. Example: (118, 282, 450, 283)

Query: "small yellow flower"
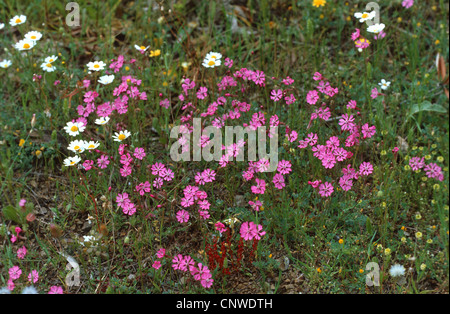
(416, 232, 423, 239)
(397, 17, 403, 22)
(381, 150, 387, 156)
(437, 156, 444, 162)
(312, 0, 326, 7)
(401, 237, 406, 243)
(415, 213, 422, 220)
(19, 139, 25, 147)
(359, 269, 364, 274)
(339, 239, 344, 244)
(435, 39, 440, 45)
(404, 165, 411, 171)
(420, 263, 427, 270)
(427, 239, 433, 244)
(35, 150, 42, 158)
(433, 184, 440, 191)
(317, 267, 322, 273)
(125, 66, 130, 71)
(149, 49, 161, 58)
(421, 176, 427, 182)
(384, 248, 391, 256)
(431, 144, 437, 149)
(425, 155, 431, 160)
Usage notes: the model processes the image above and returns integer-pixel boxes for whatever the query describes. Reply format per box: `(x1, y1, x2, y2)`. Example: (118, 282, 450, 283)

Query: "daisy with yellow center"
(14, 39, 35, 51)
(95, 117, 110, 125)
(41, 62, 56, 72)
(68, 140, 86, 153)
(202, 55, 222, 68)
(87, 60, 106, 72)
(84, 141, 100, 150)
(44, 55, 58, 63)
(64, 121, 86, 137)
(0, 60, 12, 68)
(113, 130, 131, 142)
(134, 45, 150, 53)
(354, 11, 376, 23)
(9, 15, 27, 26)
(64, 156, 82, 167)
(25, 31, 43, 42)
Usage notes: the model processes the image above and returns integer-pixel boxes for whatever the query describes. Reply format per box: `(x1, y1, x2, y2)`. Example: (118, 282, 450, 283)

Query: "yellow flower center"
(70, 125, 78, 132)
(211, 56, 217, 59)
(118, 134, 126, 141)
(16, 19, 21, 23)
(362, 13, 368, 18)
(23, 43, 30, 49)
(140, 46, 146, 50)
(88, 145, 95, 149)
(31, 35, 36, 39)
(70, 161, 76, 165)
(74, 145, 80, 150)
(94, 64, 100, 68)
(208, 60, 215, 66)
(46, 63, 52, 68)
(49, 59, 54, 62)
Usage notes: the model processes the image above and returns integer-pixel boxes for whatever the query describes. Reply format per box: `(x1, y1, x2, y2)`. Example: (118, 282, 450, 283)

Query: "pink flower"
(215, 222, 227, 233)
(156, 248, 166, 259)
(176, 210, 190, 223)
(359, 162, 373, 176)
(402, 0, 414, 9)
(308, 180, 322, 188)
(351, 28, 361, 41)
(19, 199, 27, 207)
(318, 182, 334, 198)
(17, 246, 27, 259)
(424, 163, 443, 180)
(249, 200, 263, 212)
(270, 89, 282, 102)
(82, 160, 94, 171)
(97, 155, 110, 169)
(306, 90, 319, 105)
(133, 147, 146, 160)
(277, 160, 292, 175)
(122, 202, 137, 216)
(251, 178, 266, 195)
(48, 286, 64, 294)
(240, 222, 256, 241)
(371, 88, 379, 99)
(28, 270, 39, 283)
(8, 266, 22, 280)
(272, 173, 286, 189)
(409, 157, 425, 171)
(224, 58, 233, 68)
(172, 254, 184, 270)
(7, 279, 15, 291)
(347, 100, 357, 110)
(339, 114, 356, 132)
(152, 261, 162, 270)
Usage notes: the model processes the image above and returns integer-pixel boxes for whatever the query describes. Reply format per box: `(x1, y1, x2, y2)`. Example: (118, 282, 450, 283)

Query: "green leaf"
(407, 101, 447, 121)
(2, 205, 25, 224)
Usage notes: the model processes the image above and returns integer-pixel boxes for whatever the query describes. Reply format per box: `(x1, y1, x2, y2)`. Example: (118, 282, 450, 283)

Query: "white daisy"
(64, 155, 82, 167)
(0, 60, 12, 69)
(95, 117, 110, 125)
(44, 55, 58, 63)
(63, 121, 86, 136)
(379, 79, 391, 90)
(24, 31, 43, 42)
(202, 57, 221, 68)
(0, 23, 4, 30)
(86, 61, 106, 71)
(68, 140, 86, 153)
(367, 23, 386, 34)
(98, 74, 114, 85)
(41, 62, 56, 72)
(205, 52, 222, 60)
(112, 130, 131, 142)
(134, 45, 150, 53)
(389, 264, 406, 277)
(354, 11, 376, 23)
(9, 15, 27, 27)
(14, 38, 35, 51)
(84, 140, 100, 150)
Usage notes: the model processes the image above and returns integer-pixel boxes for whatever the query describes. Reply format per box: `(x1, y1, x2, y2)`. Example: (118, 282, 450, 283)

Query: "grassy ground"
(0, 0, 449, 294)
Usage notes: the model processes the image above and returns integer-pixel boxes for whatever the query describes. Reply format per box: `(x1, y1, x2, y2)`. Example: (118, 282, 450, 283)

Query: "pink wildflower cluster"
(172, 254, 214, 288)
